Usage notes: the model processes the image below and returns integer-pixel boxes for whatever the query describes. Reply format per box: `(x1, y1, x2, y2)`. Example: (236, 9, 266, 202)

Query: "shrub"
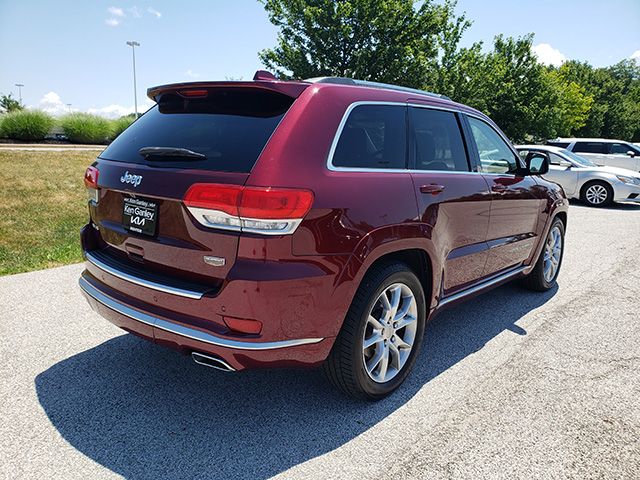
(60, 113, 112, 144)
(110, 114, 136, 140)
(0, 110, 54, 141)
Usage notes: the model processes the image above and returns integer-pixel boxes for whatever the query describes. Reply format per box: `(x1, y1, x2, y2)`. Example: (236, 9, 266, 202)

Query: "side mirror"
(525, 152, 549, 175)
(627, 150, 636, 158)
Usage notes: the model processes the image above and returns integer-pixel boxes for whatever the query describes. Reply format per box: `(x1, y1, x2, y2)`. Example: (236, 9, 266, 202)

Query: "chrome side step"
(191, 352, 236, 372)
(438, 266, 527, 308)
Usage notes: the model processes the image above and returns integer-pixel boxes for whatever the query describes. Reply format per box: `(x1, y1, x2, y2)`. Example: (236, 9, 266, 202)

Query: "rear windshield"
(100, 88, 294, 172)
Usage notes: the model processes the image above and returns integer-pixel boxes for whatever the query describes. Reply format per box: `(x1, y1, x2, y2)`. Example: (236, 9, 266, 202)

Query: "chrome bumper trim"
(85, 251, 205, 300)
(79, 276, 325, 350)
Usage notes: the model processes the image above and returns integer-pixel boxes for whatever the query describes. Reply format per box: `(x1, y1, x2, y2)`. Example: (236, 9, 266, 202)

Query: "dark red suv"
(79, 71, 568, 399)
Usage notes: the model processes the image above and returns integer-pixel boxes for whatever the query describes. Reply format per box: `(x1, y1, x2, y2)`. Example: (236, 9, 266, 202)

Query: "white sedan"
(517, 145, 640, 207)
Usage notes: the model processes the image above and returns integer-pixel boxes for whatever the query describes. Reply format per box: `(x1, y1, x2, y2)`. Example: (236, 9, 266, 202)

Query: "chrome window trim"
(86, 251, 205, 300)
(325, 100, 490, 175)
(79, 276, 325, 350)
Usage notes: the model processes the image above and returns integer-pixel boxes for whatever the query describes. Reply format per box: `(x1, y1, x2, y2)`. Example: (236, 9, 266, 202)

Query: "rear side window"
(100, 88, 294, 173)
(547, 141, 570, 148)
(410, 107, 469, 171)
(573, 142, 606, 154)
(332, 104, 406, 169)
(609, 143, 635, 154)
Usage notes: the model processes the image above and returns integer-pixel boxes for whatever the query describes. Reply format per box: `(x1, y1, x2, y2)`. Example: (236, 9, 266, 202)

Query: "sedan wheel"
(583, 182, 612, 207)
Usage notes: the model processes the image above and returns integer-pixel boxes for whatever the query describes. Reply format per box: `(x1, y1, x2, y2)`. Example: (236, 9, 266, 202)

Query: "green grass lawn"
(0, 150, 97, 275)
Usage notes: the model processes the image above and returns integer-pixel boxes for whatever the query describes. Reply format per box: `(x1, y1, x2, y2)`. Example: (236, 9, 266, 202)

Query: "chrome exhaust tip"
(191, 352, 236, 372)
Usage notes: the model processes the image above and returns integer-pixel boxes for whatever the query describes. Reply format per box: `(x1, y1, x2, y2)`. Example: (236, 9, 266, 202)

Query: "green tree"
(259, 0, 467, 89)
(0, 93, 24, 113)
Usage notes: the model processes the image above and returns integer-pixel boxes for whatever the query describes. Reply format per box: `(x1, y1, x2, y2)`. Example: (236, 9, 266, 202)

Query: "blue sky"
(1, 0, 638, 117)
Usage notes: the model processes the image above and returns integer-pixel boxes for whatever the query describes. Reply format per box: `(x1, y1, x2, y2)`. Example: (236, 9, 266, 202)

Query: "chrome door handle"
(420, 184, 445, 195)
(491, 184, 508, 192)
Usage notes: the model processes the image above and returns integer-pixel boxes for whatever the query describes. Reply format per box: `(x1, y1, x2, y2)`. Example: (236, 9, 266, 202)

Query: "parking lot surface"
(1, 202, 639, 479)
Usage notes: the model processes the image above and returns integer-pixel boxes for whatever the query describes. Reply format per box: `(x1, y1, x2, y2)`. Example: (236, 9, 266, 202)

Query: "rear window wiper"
(138, 146, 206, 160)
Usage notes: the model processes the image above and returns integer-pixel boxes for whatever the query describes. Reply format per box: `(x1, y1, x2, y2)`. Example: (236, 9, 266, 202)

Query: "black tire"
(322, 262, 426, 400)
(580, 180, 613, 207)
(522, 217, 565, 292)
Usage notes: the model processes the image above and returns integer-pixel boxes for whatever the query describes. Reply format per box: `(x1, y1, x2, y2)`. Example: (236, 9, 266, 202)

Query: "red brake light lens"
(183, 184, 314, 220)
(183, 184, 242, 216)
(239, 187, 314, 219)
(178, 89, 209, 98)
(84, 166, 99, 189)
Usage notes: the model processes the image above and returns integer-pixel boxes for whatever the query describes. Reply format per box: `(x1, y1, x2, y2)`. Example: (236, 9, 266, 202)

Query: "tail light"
(84, 166, 99, 203)
(184, 183, 314, 235)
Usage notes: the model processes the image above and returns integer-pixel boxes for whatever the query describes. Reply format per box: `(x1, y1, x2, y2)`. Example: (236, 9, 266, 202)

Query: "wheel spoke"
(363, 331, 383, 349)
(394, 314, 417, 331)
(388, 285, 402, 318)
(367, 314, 385, 331)
(376, 346, 390, 381)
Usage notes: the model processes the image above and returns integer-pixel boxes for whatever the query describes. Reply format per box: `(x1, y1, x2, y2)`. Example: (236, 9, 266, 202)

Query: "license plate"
(123, 197, 158, 236)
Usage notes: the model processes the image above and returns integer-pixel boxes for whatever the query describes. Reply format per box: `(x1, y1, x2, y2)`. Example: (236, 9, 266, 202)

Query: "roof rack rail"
(304, 77, 451, 100)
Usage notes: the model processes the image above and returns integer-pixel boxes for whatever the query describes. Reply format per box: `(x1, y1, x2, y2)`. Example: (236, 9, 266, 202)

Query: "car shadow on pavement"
(569, 199, 640, 210)
(35, 282, 556, 480)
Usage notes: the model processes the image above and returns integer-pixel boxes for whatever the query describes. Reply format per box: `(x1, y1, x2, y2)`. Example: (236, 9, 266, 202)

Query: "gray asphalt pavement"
(1, 202, 639, 479)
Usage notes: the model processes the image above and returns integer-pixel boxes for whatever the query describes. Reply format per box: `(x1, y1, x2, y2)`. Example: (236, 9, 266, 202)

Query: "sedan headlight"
(615, 175, 640, 185)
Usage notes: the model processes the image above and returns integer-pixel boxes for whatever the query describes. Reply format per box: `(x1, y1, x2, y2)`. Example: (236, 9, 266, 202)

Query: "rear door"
(465, 115, 541, 277)
(88, 86, 299, 286)
(408, 106, 491, 295)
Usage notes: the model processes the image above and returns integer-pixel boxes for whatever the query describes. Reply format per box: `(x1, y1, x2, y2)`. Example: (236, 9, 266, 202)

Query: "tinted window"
(100, 89, 293, 173)
(573, 142, 606, 154)
(332, 105, 406, 169)
(547, 141, 570, 148)
(468, 117, 519, 174)
(410, 108, 469, 172)
(608, 142, 639, 155)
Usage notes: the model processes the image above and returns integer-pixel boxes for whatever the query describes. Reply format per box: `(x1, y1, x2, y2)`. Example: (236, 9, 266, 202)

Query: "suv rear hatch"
(84, 81, 308, 292)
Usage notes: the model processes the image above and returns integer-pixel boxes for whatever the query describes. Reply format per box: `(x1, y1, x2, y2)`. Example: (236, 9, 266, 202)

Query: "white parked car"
(517, 145, 640, 207)
(547, 138, 640, 173)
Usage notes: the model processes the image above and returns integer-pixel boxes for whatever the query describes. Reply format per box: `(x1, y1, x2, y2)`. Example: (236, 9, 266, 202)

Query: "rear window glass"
(100, 88, 293, 173)
(332, 104, 406, 169)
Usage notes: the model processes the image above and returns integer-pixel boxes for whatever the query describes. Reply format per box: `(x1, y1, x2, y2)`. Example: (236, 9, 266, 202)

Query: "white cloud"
(147, 7, 162, 18)
(88, 104, 135, 119)
(107, 6, 125, 17)
(36, 92, 70, 115)
(532, 43, 566, 67)
(631, 50, 640, 61)
(186, 69, 200, 79)
(105, 18, 121, 27)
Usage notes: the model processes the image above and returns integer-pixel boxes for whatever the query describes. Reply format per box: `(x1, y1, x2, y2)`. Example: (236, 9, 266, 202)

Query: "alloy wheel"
(543, 225, 562, 282)
(362, 283, 418, 383)
(585, 184, 608, 205)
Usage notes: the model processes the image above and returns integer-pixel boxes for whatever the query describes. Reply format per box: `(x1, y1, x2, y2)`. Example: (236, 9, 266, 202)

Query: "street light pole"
(14, 83, 24, 105)
(66, 104, 72, 113)
(126, 41, 140, 117)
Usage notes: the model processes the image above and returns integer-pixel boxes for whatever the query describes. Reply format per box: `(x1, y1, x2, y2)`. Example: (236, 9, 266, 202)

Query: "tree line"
(259, 0, 640, 143)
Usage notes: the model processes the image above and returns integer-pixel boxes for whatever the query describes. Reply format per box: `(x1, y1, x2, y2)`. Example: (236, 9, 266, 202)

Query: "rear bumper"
(79, 272, 335, 370)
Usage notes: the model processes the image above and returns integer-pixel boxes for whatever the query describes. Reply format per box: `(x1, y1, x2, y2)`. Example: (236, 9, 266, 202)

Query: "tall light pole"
(66, 103, 72, 113)
(126, 41, 140, 117)
(14, 83, 24, 105)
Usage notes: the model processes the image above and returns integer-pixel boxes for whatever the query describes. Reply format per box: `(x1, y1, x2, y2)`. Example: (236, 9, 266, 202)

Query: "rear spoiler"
(147, 71, 310, 102)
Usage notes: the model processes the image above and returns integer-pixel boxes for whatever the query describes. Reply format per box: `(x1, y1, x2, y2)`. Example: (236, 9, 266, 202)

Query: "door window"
(573, 142, 606, 154)
(409, 107, 469, 172)
(467, 117, 519, 174)
(332, 105, 406, 169)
